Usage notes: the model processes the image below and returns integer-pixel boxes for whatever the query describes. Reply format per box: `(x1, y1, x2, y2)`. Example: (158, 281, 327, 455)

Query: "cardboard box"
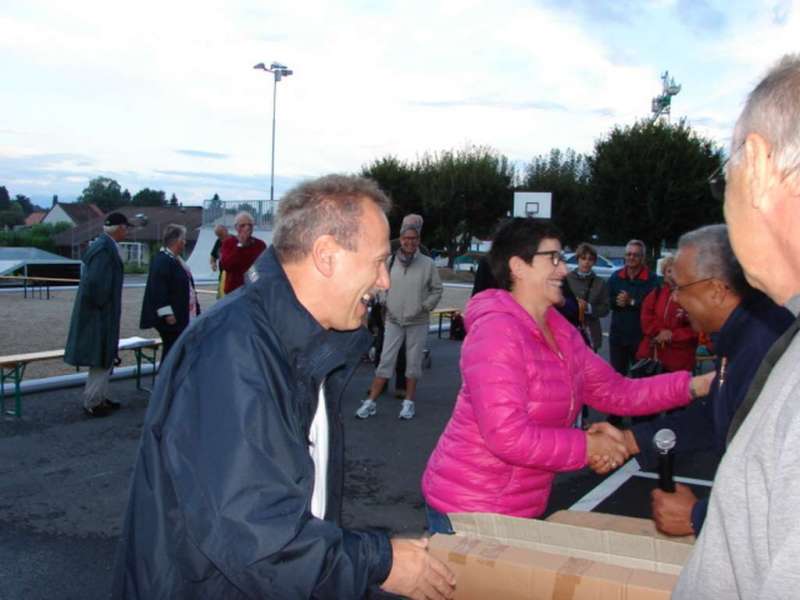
(428, 511, 695, 600)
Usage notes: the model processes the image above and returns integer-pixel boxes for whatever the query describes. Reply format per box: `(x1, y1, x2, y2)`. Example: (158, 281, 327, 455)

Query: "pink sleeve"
(463, 314, 587, 472)
(579, 343, 692, 415)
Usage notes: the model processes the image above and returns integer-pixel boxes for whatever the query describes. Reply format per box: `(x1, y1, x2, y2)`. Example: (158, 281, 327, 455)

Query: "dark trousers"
(608, 341, 639, 425)
(155, 328, 181, 363)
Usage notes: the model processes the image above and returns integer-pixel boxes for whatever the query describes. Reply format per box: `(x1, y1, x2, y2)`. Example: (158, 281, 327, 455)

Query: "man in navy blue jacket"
(622, 224, 793, 536)
(113, 176, 455, 599)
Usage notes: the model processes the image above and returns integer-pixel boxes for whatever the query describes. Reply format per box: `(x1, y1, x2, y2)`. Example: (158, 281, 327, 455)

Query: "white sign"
(513, 192, 552, 219)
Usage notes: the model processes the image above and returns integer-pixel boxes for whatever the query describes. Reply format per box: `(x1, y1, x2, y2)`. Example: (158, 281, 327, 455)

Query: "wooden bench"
(431, 307, 460, 339)
(0, 337, 162, 417)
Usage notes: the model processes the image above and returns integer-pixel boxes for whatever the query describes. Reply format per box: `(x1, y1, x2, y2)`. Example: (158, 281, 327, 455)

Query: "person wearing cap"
(219, 211, 266, 295)
(357, 216, 442, 420)
(64, 211, 130, 417)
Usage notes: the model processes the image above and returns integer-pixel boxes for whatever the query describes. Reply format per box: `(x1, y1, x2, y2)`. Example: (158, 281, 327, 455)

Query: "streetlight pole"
(254, 62, 293, 203)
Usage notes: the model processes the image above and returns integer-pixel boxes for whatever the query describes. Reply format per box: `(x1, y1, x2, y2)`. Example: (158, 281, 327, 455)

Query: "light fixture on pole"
(253, 61, 294, 203)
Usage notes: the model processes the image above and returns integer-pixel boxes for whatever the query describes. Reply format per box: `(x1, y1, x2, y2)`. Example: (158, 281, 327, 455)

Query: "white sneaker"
(355, 398, 377, 419)
(398, 399, 415, 420)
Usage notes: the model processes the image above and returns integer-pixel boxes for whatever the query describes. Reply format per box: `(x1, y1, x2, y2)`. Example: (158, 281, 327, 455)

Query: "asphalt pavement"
(0, 330, 718, 600)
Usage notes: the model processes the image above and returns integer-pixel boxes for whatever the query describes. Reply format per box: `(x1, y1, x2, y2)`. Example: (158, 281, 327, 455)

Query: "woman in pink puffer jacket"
(422, 219, 711, 529)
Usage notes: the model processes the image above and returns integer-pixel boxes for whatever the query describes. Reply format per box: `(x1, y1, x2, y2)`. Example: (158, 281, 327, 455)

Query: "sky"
(1, 0, 797, 208)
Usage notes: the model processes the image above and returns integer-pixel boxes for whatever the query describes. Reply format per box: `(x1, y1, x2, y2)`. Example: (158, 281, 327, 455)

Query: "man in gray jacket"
(674, 54, 800, 599)
(357, 217, 443, 420)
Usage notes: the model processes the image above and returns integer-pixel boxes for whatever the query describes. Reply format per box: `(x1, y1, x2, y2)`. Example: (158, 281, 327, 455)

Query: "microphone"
(653, 428, 676, 492)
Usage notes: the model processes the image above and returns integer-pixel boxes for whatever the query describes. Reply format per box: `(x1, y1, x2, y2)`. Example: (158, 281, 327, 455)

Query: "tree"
(132, 188, 167, 207)
(169, 193, 179, 207)
(0, 186, 10, 210)
(416, 146, 514, 264)
(78, 177, 126, 211)
(0, 202, 24, 228)
(14, 194, 34, 216)
(588, 119, 723, 262)
(522, 149, 592, 248)
(361, 156, 421, 230)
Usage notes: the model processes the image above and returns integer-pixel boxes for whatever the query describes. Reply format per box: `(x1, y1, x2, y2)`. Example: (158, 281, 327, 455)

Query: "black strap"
(582, 274, 595, 301)
(727, 315, 800, 445)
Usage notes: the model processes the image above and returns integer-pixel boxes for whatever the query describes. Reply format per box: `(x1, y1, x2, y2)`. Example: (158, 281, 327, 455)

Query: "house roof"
(52, 202, 104, 224)
(53, 206, 203, 247)
(24, 211, 47, 226)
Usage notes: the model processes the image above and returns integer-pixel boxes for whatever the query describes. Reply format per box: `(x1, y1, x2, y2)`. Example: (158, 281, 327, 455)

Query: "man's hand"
(165, 315, 177, 326)
(209, 257, 218, 272)
(651, 484, 696, 536)
(585, 422, 629, 472)
(654, 329, 672, 344)
(381, 537, 456, 600)
(615, 291, 630, 308)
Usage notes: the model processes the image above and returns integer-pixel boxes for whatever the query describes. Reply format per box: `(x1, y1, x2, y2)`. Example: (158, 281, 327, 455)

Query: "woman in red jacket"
(421, 219, 714, 534)
(635, 255, 698, 373)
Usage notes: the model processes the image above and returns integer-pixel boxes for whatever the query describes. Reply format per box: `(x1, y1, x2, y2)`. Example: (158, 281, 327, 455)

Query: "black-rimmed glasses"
(533, 251, 566, 267)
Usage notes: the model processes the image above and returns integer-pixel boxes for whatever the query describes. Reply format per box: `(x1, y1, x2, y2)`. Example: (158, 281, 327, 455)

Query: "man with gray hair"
(219, 210, 266, 295)
(674, 55, 800, 598)
(616, 224, 792, 537)
(114, 175, 455, 599)
(64, 212, 130, 417)
(357, 214, 443, 420)
(140, 224, 200, 360)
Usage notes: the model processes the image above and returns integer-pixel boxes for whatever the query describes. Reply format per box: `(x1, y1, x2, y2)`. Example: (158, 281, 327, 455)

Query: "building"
(41, 201, 104, 227)
(52, 206, 203, 263)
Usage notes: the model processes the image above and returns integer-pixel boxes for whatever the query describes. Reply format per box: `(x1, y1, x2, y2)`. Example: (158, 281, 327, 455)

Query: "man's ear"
(744, 132, 779, 211)
(709, 278, 730, 306)
(310, 235, 340, 278)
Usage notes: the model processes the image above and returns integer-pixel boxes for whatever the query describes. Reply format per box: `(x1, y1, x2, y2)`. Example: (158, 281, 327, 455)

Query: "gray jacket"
(385, 252, 443, 327)
(674, 295, 800, 599)
(564, 269, 609, 350)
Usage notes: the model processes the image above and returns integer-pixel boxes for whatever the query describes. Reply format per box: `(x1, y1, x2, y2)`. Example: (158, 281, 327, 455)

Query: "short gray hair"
(678, 224, 749, 296)
(234, 211, 254, 226)
(163, 224, 186, 247)
(732, 54, 800, 175)
(273, 174, 391, 263)
(626, 239, 646, 256)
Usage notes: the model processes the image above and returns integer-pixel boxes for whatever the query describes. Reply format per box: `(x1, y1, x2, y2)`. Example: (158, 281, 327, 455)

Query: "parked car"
(563, 252, 617, 278)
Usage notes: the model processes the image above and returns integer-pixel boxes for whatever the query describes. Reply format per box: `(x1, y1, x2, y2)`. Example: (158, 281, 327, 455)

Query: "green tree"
(361, 156, 421, 230)
(169, 193, 179, 207)
(588, 119, 723, 261)
(522, 149, 592, 248)
(132, 188, 167, 207)
(14, 194, 34, 216)
(0, 186, 10, 210)
(78, 177, 126, 211)
(415, 146, 514, 264)
(0, 202, 24, 228)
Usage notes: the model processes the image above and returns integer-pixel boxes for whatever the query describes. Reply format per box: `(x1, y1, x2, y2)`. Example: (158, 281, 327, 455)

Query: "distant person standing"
(564, 242, 610, 352)
(357, 219, 443, 420)
(219, 212, 266, 295)
(606, 239, 658, 424)
(64, 212, 130, 418)
(209, 224, 230, 298)
(140, 224, 200, 360)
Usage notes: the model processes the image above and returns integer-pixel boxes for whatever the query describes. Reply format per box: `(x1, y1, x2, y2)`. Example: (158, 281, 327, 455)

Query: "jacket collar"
(247, 247, 371, 380)
(617, 265, 651, 281)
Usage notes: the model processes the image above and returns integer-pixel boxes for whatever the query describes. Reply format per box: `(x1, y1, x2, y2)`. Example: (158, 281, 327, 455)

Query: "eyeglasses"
(235, 222, 254, 229)
(708, 142, 745, 202)
(533, 251, 566, 267)
(625, 252, 643, 258)
(671, 277, 715, 293)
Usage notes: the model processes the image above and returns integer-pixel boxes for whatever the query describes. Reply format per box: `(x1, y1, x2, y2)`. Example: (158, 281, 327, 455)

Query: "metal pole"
(270, 74, 278, 203)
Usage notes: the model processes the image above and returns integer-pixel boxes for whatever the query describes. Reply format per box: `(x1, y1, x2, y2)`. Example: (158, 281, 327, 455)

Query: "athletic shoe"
(355, 398, 377, 419)
(398, 399, 415, 420)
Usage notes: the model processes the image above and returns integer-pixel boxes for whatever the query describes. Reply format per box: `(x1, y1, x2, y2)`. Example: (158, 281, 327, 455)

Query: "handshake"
(585, 422, 639, 474)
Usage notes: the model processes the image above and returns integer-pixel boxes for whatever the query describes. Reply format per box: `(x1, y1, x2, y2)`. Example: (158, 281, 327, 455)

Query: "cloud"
(675, 0, 726, 33)
(175, 149, 230, 160)
(772, 0, 791, 25)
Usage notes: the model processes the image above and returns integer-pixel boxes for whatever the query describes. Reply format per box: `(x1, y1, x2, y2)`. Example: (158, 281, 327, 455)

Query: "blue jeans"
(425, 504, 454, 535)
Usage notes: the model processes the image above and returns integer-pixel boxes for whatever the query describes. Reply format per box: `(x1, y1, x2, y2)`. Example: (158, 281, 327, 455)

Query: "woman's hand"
(690, 371, 716, 399)
(586, 422, 630, 473)
(654, 329, 672, 344)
